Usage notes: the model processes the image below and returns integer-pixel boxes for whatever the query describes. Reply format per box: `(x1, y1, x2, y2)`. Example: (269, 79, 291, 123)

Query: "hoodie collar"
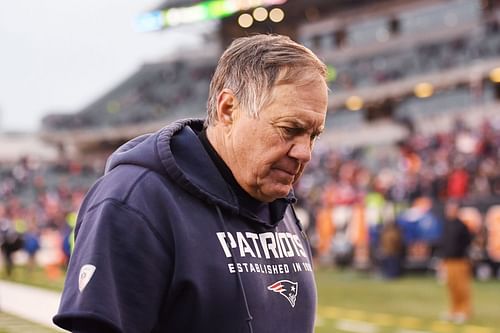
(157, 118, 240, 212)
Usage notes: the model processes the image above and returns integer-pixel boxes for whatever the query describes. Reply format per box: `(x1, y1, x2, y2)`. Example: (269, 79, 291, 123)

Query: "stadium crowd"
(1, 116, 500, 279)
(0, 157, 103, 276)
(298, 117, 500, 212)
(296, 116, 500, 277)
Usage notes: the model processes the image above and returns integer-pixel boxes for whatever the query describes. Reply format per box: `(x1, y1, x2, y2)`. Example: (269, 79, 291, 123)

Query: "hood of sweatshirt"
(104, 118, 294, 227)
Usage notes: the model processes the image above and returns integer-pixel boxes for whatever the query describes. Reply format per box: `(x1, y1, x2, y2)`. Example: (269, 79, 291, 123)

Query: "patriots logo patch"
(78, 264, 96, 292)
(267, 280, 299, 308)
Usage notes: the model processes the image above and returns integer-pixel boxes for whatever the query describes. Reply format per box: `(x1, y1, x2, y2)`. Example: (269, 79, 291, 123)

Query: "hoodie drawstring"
(290, 204, 314, 262)
(215, 205, 254, 333)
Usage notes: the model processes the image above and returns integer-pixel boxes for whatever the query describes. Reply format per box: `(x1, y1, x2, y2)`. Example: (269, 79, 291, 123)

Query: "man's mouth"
(279, 169, 296, 176)
(273, 166, 299, 178)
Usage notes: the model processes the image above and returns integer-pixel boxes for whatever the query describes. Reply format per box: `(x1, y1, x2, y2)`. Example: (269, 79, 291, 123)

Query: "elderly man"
(54, 34, 328, 333)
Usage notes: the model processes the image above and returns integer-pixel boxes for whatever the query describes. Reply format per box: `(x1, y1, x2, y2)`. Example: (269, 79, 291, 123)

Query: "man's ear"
(216, 89, 237, 125)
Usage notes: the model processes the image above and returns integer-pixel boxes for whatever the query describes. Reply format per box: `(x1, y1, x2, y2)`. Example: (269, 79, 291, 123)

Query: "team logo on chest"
(267, 280, 299, 308)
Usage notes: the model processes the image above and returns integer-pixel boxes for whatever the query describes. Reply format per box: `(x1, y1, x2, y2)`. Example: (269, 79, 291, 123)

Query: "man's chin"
(261, 184, 292, 202)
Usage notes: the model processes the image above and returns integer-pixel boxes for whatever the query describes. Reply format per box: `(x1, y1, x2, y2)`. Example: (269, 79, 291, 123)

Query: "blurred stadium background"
(1, 0, 500, 332)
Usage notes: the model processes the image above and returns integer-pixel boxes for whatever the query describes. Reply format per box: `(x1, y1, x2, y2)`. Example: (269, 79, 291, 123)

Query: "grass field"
(0, 266, 63, 333)
(315, 268, 500, 333)
(0, 313, 58, 333)
(0, 266, 65, 291)
(1, 266, 499, 333)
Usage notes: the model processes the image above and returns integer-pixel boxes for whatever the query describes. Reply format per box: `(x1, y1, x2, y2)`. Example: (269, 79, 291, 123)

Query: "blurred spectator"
(485, 206, 500, 278)
(23, 213, 41, 273)
(438, 200, 473, 324)
(447, 164, 469, 199)
(0, 204, 24, 276)
(315, 187, 336, 264)
(396, 197, 442, 270)
(378, 221, 404, 279)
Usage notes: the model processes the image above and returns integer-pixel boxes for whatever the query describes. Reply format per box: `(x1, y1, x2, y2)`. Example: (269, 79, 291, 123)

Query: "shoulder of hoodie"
(76, 119, 205, 239)
(77, 165, 177, 251)
(84, 163, 177, 214)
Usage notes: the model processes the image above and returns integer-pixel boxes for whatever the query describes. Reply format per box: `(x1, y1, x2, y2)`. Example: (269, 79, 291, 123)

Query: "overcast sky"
(0, 0, 205, 133)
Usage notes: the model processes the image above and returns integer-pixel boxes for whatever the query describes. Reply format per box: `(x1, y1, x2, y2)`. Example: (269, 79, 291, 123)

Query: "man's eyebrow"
(272, 118, 308, 128)
(289, 120, 324, 135)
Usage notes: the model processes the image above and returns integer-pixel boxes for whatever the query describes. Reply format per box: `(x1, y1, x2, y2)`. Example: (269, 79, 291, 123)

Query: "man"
(53, 34, 329, 332)
(438, 200, 473, 324)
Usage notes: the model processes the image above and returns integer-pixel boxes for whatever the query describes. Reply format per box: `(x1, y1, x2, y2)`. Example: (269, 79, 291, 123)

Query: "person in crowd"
(23, 218, 41, 273)
(378, 221, 404, 279)
(53, 34, 328, 333)
(438, 200, 473, 324)
(0, 204, 24, 276)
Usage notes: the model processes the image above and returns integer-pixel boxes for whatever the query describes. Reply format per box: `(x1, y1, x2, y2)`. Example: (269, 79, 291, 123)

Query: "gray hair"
(205, 34, 327, 126)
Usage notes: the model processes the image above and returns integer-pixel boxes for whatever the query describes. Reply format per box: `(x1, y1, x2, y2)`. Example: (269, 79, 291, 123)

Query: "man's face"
(226, 77, 328, 202)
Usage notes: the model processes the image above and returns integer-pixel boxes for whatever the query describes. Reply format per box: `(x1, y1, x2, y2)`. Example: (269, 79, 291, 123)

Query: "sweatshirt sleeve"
(53, 199, 173, 333)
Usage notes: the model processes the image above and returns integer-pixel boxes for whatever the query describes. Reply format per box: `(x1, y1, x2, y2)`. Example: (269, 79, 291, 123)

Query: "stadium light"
(346, 96, 363, 111)
(238, 13, 254, 28)
(414, 82, 434, 98)
(489, 67, 500, 83)
(253, 7, 268, 22)
(136, 0, 287, 31)
(269, 8, 285, 23)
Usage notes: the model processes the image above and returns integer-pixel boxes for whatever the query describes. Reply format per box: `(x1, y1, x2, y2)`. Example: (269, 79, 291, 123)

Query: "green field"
(0, 267, 63, 333)
(1, 266, 499, 333)
(315, 268, 500, 333)
(0, 313, 58, 333)
(0, 266, 65, 291)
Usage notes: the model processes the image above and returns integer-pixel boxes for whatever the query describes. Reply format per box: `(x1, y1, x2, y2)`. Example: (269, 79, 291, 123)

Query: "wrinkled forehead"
(273, 65, 327, 88)
(263, 69, 328, 110)
(265, 80, 328, 127)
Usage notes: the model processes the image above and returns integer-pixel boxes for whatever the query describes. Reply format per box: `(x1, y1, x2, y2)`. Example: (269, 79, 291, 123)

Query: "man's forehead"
(263, 80, 328, 125)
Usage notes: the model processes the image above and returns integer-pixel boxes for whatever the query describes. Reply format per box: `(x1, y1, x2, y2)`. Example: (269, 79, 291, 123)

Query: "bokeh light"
(269, 8, 285, 22)
(238, 13, 254, 28)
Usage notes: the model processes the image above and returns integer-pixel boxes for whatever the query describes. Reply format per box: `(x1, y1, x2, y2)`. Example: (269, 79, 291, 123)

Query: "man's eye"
(281, 127, 301, 137)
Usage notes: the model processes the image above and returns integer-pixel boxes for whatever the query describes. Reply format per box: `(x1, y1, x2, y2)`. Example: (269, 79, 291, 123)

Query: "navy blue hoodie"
(53, 119, 317, 333)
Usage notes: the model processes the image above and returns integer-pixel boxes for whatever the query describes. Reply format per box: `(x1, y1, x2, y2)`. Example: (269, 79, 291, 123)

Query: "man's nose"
(288, 137, 312, 163)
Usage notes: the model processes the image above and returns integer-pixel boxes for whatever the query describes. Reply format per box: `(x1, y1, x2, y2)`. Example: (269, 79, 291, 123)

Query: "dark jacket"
(438, 217, 471, 259)
(53, 119, 316, 333)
